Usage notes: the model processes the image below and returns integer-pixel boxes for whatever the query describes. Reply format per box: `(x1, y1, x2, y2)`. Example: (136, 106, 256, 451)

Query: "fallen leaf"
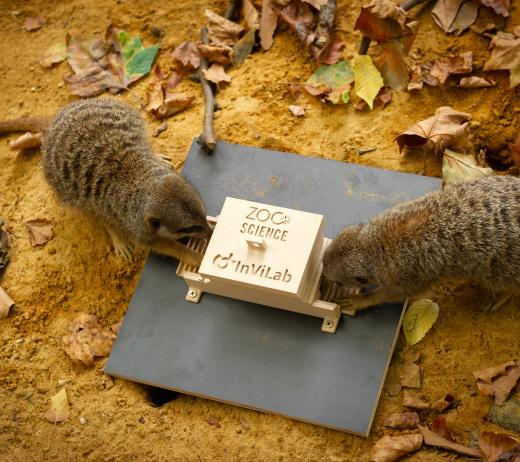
(244, 0, 260, 30)
(402, 299, 439, 346)
(431, 415, 456, 442)
(204, 418, 221, 428)
(23, 219, 56, 247)
(10, 132, 43, 151)
(419, 425, 484, 458)
(354, 0, 419, 91)
(376, 87, 392, 108)
(483, 27, 520, 88)
(430, 52, 473, 87)
(458, 75, 496, 87)
(306, 60, 355, 103)
(45, 389, 71, 423)
(260, 0, 278, 50)
(442, 150, 495, 184)
(370, 434, 423, 462)
(474, 359, 520, 405)
(432, 0, 479, 34)
(196, 43, 233, 66)
(479, 431, 520, 462)
(469, 5, 506, 35)
(206, 9, 244, 46)
(382, 412, 419, 430)
(169, 42, 201, 69)
(63, 314, 117, 366)
(431, 394, 455, 412)
(403, 390, 430, 409)
(289, 105, 305, 116)
(287, 83, 301, 100)
(24, 16, 48, 32)
(232, 29, 256, 66)
(303, 0, 328, 9)
(474, 360, 517, 383)
(151, 94, 195, 119)
(152, 122, 168, 137)
(318, 38, 345, 65)
(395, 107, 470, 154)
(383, 349, 421, 396)
(111, 321, 123, 334)
(0, 286, 15, 319)
(202, 63, 231, 88)
(507, 131, 520, 167)
(407, 64, 424, 91)
(105, 22, 159, 89)
(40, 42, 67, 68)
(473, 0, 510, 17)
(353, 55, 384, 109)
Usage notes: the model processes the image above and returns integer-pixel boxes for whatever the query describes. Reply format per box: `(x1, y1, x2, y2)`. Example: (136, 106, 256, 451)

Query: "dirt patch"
(1, 0, 519, 461)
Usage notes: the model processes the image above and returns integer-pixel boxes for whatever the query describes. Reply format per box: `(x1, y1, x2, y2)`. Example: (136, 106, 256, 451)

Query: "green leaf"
(306, 60, 355, 104)
(442, 149, 495, 185)
(403, 299, 439, 346)
(352, 55, 384, 109)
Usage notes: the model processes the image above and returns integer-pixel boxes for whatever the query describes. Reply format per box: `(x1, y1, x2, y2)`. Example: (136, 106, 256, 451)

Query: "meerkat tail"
(0, 116, 52, 135)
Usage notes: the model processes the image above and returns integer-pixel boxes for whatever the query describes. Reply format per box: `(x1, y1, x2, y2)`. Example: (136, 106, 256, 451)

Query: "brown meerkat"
(322, 175, 520, 312)
(0, 98, 212, 266)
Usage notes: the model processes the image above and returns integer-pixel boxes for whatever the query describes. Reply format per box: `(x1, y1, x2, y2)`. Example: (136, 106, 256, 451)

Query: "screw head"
(325, 320, 334, 328)
(189, 290, 197, 298)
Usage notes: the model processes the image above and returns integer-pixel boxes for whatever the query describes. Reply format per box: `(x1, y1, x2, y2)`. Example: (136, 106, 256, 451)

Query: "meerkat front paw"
(106, 228, 134, 262)
(479, 293, 511, 312)
(334, 293, 368, 311)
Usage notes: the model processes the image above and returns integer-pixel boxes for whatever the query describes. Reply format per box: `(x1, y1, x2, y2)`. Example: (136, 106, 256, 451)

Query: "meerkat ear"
(355, 277, 369, 285)
(148, 218, 161, 231)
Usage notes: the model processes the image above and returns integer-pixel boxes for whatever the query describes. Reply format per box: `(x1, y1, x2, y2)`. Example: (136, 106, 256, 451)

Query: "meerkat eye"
(355, 277, 368, 285)
(149, 218, 161, 230)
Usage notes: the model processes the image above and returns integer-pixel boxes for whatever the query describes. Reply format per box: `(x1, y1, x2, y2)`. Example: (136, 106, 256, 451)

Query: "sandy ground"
(1, 0, 520, 460)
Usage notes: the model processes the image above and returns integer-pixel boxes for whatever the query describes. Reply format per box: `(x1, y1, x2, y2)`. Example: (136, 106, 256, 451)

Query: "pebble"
(235, 427, 242, 433)
(58, 82, 63, 88)
(58, 379, 70, 387)
(80, 417, 86, 425)
(469, 390, 476, 396)
(254, 133, 260, 139)
(15, 339, 24, 344)
(31, 87, 36, 92)
(36, 430, 41, 435)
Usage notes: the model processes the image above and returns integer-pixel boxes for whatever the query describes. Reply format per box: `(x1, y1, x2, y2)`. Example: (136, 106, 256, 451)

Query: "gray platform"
(105, 141, 441, 436)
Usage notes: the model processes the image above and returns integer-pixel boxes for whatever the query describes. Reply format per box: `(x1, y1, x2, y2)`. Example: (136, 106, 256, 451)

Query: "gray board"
(105, 140, 442, 436)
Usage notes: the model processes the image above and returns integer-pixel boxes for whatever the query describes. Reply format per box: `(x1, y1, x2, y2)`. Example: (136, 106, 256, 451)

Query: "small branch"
(313, 0, 337, 50)
(224, 0, 241, 21)
(49, 335, 63, 340)
(3, 196, 18, 219)
(197, 27, 219, 154)
(358, 0, 429, 55)
(358, 148, 377, 155)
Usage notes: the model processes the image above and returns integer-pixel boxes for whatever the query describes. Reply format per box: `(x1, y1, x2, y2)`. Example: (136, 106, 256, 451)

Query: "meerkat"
(0, 98, 211, 266)
(322, 175, 520, 312)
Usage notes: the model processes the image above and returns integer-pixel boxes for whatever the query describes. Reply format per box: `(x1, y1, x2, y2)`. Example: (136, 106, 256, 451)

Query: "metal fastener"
(325, 320, 334, 328)
(189, 290, 197, 298)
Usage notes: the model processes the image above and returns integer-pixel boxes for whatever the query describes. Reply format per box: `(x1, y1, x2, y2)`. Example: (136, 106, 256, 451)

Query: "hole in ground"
(143, 384, 179, 406)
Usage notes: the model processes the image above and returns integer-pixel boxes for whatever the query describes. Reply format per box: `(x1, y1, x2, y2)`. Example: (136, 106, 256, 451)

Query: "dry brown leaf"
(473, 0, 510, 17)
(260, 0, 278, 50)
(432, 0, 478, 34)
(63, 314, 117, 366)
(289, 105, 305, 116)
(202, 63, 231, 87)
(39, 42, 68, 68)
(458, 76, 496, 87)
(196, 43, 233, 66)
(287, 83, 301, 100)
(204, 418, 221, 428)
(205, 9, 244, 46)
(0, 286, 15, 319)
(376, 87, 392, 108)
(403, 390, 430, 409)
(45, 389, 71, 423)
(429, 52, 473, 87)
(483, 27, 520, 88)
(431, 394, 455, 412)
(479, 431, 520, 462)
(474, 360, 517, 383)
(318, 38, 345, 66)
(382, 412, 419, 430)
(169, 42, 200, 69)
(370, 434, 423, 462)
(23, 219, 56, 247)
(407, 64, 424, 91)
(244, 0, 260, 30)
(383, 349, 421, 396)
(431, 415, 456, 442)
(395, 106, 470, 154)
(152, 122, 168, 137)
(419, 425, 484, 458)
(10, 132, 44, 151)
(152, 94, 195, 119)
(24, 16, 48, 32)
(475, 360, 520, 405)
(469, 5, 506, 35)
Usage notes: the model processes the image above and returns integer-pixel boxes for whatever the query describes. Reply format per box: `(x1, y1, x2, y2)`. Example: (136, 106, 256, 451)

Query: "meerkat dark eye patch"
(178, 225, 203, 235)
(149, 218, 161, 230)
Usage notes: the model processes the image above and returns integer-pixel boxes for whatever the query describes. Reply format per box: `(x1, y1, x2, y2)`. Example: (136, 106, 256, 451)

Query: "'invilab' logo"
(212, 253, 292, 282)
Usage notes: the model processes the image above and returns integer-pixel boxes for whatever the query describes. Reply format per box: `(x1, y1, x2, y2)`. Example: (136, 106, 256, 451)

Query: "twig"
(1, 196, 19, 238)
(313, 0, 337, 50)
(197, 27, 219, 154)
(358, 148, 377, 155)
(224, 0, 241, 21)
(49, 335, 63, 340)
(3, 196, 18, 219)
(358, 0, 429, 56)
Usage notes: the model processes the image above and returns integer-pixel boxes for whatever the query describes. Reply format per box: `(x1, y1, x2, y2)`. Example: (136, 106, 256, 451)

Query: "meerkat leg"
(479, 293, 511, 312)
(156, 154, 172, 167)
(334, 286, 410, 311)
(106, 227, 134, 261)
(150, 240, 203, 267)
